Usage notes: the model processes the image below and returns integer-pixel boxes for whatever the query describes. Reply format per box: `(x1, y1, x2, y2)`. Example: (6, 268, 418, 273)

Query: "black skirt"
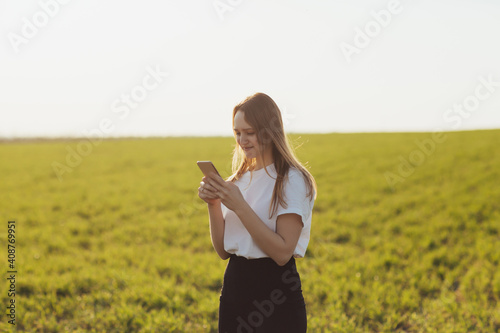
(218, 254, 307, 333)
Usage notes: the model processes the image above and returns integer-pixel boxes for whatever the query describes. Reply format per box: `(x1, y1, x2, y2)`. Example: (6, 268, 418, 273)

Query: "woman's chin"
(244, 152, 256, 158)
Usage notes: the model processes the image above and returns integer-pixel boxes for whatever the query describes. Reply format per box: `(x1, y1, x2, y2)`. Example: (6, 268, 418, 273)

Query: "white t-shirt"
(221, 163, 315, 259)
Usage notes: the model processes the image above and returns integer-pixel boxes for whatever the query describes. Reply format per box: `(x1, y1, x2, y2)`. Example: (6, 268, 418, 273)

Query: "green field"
(1, 130, 499, 332)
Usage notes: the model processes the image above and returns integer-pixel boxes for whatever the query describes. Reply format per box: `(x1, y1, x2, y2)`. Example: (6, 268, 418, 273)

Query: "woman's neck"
(253, 159, 274, 171)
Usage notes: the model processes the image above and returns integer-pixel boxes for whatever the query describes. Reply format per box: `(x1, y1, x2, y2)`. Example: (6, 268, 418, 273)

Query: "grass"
(0, 130, 499, 332)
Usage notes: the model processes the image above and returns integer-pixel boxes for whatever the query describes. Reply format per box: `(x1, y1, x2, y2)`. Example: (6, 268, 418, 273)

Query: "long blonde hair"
(227, 92, 317, 219)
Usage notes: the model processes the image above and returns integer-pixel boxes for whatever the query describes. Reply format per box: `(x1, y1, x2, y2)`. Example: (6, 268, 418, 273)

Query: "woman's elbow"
(218, 250, 231, 260)
(274, 252, 294, 266)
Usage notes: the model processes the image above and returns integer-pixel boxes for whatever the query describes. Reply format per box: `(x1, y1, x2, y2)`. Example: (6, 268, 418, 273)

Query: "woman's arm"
(199, 176, 230, 260)
(207, 201, 231, 260)
(234, 203, 302, 266)
(205, 174, 303, 266)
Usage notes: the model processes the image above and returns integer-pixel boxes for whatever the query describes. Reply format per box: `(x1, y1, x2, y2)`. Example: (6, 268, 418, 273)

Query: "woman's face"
(233, 111, 261, 159)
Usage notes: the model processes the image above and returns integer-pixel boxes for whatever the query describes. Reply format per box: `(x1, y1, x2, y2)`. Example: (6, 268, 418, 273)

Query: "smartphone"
(197, 161, 221, 177)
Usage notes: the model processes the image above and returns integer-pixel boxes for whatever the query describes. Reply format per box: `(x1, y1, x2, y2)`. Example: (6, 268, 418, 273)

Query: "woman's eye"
(248, 132, 255, 135)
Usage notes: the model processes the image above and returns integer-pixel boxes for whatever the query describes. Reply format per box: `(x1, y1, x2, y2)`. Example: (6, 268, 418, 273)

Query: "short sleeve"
(276, 169, 314, 227)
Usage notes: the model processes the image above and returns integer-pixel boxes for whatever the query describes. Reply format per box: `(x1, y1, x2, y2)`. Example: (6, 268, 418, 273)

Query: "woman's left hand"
(205, 173, 247, 212)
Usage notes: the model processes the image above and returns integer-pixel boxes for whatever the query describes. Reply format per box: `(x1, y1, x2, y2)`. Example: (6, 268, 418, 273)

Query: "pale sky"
(1, 0, 499, 138)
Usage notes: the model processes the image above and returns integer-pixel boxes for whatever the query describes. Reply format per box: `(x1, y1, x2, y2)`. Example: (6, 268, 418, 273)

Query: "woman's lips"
(243, 147, 253, 152)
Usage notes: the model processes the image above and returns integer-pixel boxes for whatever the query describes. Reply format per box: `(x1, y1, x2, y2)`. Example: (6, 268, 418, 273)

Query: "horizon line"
(1, 128, 499, 143)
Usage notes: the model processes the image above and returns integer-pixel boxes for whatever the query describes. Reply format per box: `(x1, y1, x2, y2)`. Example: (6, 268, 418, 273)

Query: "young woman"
(198, 92, 317, 332)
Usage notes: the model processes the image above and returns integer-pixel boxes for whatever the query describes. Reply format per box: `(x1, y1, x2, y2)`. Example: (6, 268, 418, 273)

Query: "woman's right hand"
(198, 176, 221, 206)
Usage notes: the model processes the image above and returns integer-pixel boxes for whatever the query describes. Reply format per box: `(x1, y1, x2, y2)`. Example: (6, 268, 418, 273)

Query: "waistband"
(228, 254, 296, 269)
